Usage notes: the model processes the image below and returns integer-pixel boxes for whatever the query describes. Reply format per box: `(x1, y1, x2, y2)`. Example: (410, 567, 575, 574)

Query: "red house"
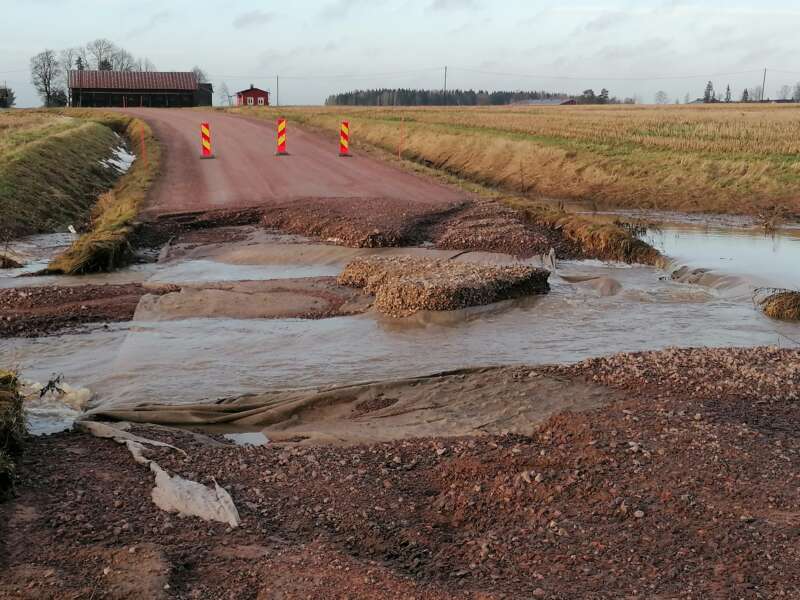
(236, 84, 270, 107)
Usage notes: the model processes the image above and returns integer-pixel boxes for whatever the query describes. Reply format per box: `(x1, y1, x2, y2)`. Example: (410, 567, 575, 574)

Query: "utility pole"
(276, 75, 280, 107)
(761, 68, 767, 102)
(443, 65, 447, 106)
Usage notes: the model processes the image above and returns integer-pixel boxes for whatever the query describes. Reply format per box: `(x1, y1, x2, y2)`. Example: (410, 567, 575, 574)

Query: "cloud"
(428, 0, 478, 11)
(319, 0, 360, 19)
(583, 11, 630, 33)
(126, 10, 170, 39)
(232, 10, 276, 29)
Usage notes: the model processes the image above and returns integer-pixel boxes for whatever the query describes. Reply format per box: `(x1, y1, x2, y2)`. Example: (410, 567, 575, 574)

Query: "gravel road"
(121, 108, 466, 218)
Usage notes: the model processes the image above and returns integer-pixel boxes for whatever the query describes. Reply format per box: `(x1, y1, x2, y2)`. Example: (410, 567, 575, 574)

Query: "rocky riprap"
(338, 255, 550, 317)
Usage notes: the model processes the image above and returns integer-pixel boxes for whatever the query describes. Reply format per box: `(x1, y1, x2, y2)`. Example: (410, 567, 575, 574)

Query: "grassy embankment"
(0, 112, 120, 237)
(0, 110, 159, 273)
(0, 370, 23, 501)
(226, 106, 662, 263)
(47, 110, 160, 274)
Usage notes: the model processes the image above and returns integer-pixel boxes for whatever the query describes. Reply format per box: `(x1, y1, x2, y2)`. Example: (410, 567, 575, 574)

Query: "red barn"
(236, 84, 270, 107)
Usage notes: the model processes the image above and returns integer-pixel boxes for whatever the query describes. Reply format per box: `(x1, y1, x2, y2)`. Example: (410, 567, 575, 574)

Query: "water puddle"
(643, 224, 800, 289)
(147, 259, 341, 283)
(223, 432, 270, 446)
(0, 232, 78, 278)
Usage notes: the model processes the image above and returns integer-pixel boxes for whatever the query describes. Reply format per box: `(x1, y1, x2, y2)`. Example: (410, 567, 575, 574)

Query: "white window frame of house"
(247, 96, 254, 106)
(257, 97, 265, 106)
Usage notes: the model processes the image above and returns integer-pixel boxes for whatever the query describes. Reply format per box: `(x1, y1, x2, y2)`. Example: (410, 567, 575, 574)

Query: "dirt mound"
(261, 197, 459, 248)
(433, 200, 575, 258)
(338, 255, 550, 317)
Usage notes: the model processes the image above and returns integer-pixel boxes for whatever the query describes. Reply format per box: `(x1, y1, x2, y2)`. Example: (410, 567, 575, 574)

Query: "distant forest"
(325, 88, 630, 106)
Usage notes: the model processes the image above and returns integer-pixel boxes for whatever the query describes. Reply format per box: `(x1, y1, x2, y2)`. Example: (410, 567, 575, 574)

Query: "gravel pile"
(551, 345, 800, 401)
(433, 200, 576, 258)
(339, 255, 550, 317)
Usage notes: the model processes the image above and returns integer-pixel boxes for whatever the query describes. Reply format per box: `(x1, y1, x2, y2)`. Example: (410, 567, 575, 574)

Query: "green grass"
(0, 113, 122, 237)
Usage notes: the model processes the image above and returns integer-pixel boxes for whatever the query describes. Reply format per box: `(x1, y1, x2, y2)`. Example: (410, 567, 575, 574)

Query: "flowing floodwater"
(3, 222, 799, 433)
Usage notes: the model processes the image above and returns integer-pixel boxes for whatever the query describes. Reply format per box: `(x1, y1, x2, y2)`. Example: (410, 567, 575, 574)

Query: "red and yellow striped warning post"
(276, 118, 288, 155)
(200, 122, 213, 158)
(339, 120, 351, 157)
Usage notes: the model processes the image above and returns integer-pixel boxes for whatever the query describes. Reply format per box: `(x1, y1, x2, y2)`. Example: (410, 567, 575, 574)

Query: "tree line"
(653, 81, 800, 104)
(28, 39, 207, 107)
(325, 87, 633, 106)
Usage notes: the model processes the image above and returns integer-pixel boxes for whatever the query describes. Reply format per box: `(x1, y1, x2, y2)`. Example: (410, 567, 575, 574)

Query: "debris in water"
(21, 377, 93, 435)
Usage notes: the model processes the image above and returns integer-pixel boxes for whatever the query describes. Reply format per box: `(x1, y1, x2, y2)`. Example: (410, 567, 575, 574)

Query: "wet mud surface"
(2, 347, 799, 599)
(0, 284, 177, 338)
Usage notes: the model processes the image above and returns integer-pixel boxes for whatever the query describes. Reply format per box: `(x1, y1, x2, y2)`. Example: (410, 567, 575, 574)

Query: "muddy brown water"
(3, 225, 799, 434)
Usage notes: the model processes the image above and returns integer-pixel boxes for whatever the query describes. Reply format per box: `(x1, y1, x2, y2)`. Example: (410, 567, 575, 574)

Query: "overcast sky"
(3, 0, 800, 107)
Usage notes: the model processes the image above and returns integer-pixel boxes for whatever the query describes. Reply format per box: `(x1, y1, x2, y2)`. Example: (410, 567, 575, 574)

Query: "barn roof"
(68, 71, 198, 91)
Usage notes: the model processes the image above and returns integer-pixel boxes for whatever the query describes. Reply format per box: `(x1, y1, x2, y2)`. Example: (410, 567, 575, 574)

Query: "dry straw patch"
(339, 255, 550, 317)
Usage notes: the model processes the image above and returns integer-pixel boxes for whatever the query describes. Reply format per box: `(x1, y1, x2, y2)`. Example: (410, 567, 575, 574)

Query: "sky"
(3, 0, 800, 107)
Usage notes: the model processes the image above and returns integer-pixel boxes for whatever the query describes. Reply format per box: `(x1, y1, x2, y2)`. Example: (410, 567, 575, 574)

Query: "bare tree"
(748, 86, 763, 103)
(794, 83, 800, 102)
(59, 47, 80, 104)
(654, 90, 669, 105)
(111, 48, 137, 71)
(778, 84, 792, 100)
(30, 49, 61, 106)
(191, 66, 209, 83)
(136, 57, 157, 72)
(218, 81, 232, 106)
(84, 38, 115, 70)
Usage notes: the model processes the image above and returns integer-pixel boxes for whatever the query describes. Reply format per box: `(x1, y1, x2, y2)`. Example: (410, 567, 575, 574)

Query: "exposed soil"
(0, 284, 178, 338)
(260, 198, 578, 258)
(2, 347, 799, 598)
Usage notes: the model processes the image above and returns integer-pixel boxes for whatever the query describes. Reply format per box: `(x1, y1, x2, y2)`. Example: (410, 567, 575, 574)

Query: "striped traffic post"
(200, 122, 213, 159)
(276, 117, 288, 155)
(339, 120, 351, 157)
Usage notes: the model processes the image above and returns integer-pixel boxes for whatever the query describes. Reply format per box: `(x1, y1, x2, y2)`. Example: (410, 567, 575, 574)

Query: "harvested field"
(759, 290, 800, 322)
(231, 104, 800, 219)
(0, 283, 177, 338)
(339, 255, 549, 317)
(2, 347, 800, 598)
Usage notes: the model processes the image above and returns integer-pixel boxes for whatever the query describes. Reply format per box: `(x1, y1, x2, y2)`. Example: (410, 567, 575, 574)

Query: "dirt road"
(121, 108, 466, 218)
